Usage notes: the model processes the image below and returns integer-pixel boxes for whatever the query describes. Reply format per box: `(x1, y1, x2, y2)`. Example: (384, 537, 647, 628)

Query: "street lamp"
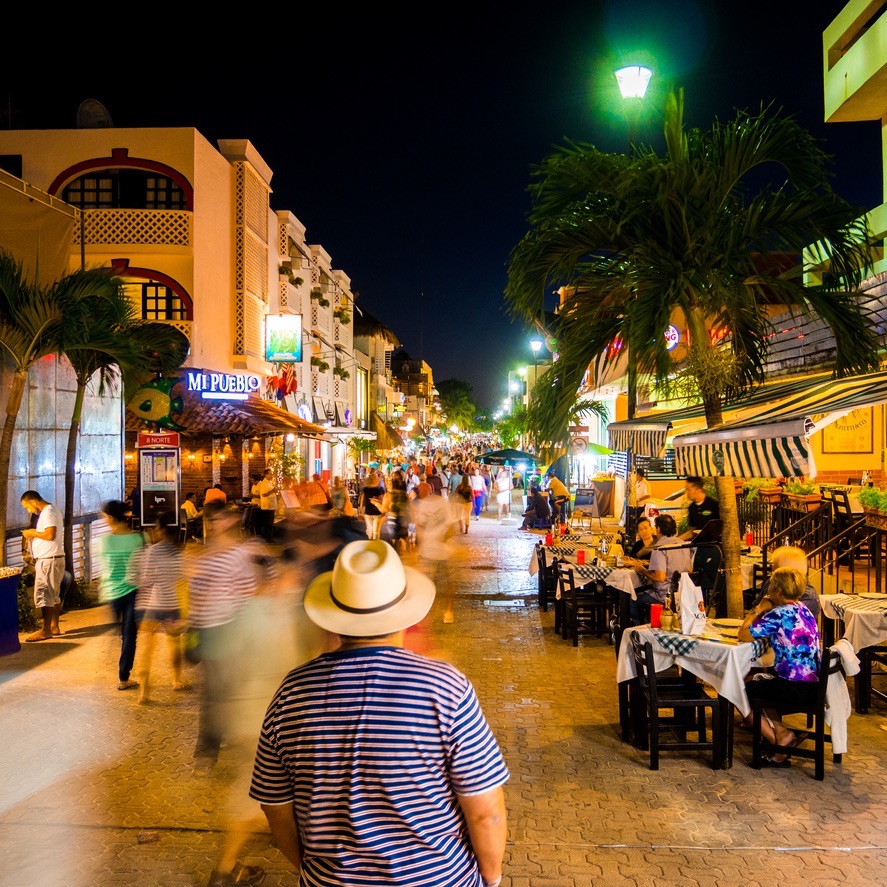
(530, 339, 543, 402)
(615, 64, 653, 154)
(615, 65, 652, 418)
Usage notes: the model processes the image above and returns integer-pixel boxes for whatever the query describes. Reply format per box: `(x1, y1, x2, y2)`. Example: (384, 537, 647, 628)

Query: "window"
(63, 169, 185, 209)
(142, 283, 187, 320)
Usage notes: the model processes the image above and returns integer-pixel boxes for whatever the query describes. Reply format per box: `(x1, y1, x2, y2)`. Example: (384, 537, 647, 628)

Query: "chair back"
(630, 632, 658, 703)
(558, 563, 576, 601)
(815, 647, 844, 710)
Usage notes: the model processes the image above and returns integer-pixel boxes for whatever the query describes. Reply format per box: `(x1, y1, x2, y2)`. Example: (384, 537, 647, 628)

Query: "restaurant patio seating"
(750, 648, 844, 780)
(854, 644, 887, 714)
(630, 633, 725, 769)
(535, 545, 561, 633)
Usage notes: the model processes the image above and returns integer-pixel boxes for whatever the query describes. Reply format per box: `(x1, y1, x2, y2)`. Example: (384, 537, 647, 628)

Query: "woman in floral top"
(738, 566, 821, 765)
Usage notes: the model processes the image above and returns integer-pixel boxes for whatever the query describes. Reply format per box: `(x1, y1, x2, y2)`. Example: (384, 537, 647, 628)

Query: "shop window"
(142, 283, 187, 320)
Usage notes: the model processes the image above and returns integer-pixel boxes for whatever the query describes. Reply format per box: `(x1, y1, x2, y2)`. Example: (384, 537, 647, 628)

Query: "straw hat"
(304, 540, 436, 636)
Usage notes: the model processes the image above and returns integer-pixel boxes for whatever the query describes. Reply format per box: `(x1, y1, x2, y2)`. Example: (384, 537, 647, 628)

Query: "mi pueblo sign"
(185, 370, 261, 401)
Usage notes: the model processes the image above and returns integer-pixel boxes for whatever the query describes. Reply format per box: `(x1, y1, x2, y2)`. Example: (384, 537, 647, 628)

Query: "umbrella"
(477, 448, 539, 466)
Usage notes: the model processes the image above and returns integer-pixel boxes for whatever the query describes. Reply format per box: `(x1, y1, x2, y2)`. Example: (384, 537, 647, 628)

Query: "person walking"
(97, 500, 145, 690)
(20, 490, 66, 641)
(494, 466, 512, 523)
(454, 472, 474, 534)
(131, 510, 186, 704)
(360, 471, 385, 540)
(469, 467, 486, 521)
(249, 539, 509, 886)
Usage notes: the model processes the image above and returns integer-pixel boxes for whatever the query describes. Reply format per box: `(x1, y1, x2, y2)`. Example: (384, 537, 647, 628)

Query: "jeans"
(472, 494, 483, 517)
(111, 590, 138, 682)
(629, 588, 664, 626)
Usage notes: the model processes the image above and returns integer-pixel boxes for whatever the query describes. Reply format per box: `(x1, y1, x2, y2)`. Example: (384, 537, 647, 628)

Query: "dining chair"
(558, 564, 608, 646)
(750, 648, 844, 780)
(853, 643, 887, 714)
(630, 632, 725, 769)
(535, 545, 560, 630)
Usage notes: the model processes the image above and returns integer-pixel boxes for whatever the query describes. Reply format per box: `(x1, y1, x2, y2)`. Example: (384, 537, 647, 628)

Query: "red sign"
(137, 432, 180, 448)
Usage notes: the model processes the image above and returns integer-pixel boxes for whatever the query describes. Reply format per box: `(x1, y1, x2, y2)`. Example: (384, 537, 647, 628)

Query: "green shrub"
(784, 479, 817, 495)
(742, 477, 780, 502)
(857, 486, 887, 514)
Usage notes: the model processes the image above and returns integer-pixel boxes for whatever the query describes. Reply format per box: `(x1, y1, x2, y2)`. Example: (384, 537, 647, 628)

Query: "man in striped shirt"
(250, 539, 509, 887)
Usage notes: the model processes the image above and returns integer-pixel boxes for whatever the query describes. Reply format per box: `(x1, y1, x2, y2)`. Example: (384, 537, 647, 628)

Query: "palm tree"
(0, 251, 73, 565)
(505, 90, 880, 616)
(60, 288, 190, 572)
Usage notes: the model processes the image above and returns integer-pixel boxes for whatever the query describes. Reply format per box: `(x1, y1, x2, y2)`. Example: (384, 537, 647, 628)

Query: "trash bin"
(0, 568, 23, 656)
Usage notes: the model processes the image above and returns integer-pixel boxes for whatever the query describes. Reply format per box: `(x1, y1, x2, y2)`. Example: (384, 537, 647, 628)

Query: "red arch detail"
(110, 259, 194, 320)
(48, 148, 194, 210)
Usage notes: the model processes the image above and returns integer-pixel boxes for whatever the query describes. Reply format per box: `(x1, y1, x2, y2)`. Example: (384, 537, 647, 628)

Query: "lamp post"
(530, 339, 543, 402)
(615, 64, 652, 419)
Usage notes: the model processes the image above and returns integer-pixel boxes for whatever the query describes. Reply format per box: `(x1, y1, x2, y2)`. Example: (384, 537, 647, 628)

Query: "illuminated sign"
(265, 314, 303, 362)
(137, 431, 180, 448)
(185, 370, 261, 401)
(664, 325, 680, 351)
(297, 403, 313, 422)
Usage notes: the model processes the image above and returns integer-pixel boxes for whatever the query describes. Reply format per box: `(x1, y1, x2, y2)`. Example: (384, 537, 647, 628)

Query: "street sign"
(137, 431, 180, 448)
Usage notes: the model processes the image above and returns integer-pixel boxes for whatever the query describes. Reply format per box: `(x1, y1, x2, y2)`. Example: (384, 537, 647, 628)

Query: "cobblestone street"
(2, 511, 887, 886)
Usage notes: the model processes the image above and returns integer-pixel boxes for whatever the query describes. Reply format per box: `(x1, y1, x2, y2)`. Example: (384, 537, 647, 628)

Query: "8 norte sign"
(185, 370, 261, 401)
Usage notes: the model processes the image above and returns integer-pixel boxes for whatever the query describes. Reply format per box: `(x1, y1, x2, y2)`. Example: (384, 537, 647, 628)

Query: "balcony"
(73, 209, 192, 247)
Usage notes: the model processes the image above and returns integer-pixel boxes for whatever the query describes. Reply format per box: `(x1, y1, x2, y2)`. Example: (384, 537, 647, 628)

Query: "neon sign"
(664, 325, 680, 351)
(185, 370, 261, 401)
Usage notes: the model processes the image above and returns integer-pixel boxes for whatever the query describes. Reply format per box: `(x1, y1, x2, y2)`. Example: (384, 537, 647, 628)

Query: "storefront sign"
(137, 431, 180, 448)
(139, 447, 180, 526)
(265, 314, 303, 362)
(185, 370, 261, 401)
(664, 325, 680, 351)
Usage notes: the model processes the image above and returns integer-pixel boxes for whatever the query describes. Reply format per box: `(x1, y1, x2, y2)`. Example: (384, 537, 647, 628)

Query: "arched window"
(142, 283, 187, 321)
(62, 169, 186, 210)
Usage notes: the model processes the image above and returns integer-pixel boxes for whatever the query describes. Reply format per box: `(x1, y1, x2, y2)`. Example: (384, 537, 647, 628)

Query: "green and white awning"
(673, 369, 887, 479)
(606, 372, 830, 458)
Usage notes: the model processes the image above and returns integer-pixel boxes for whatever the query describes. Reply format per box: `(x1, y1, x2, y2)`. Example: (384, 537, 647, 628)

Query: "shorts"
(34, 558, 65, 609)
(139, 607, 182, 625)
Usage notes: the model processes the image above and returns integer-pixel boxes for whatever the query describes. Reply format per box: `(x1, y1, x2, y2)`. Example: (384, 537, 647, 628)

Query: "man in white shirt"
(256, 469, 279, 541)
(21, 490, 65, 641)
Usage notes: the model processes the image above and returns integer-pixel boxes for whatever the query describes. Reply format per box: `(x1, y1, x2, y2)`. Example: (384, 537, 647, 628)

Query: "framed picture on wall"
(821, 407, 874, 454)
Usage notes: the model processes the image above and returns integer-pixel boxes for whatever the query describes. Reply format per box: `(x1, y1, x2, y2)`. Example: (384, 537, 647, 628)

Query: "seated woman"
(520, 484, 551, 530)
(738, 566, 821, 767)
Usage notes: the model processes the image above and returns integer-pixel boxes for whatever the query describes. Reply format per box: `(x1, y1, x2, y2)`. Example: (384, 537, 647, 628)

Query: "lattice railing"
(75, 209, 191, 246)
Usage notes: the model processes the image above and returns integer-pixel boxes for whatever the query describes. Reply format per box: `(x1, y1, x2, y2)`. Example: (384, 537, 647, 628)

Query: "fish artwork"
(127, 377, 185, 430)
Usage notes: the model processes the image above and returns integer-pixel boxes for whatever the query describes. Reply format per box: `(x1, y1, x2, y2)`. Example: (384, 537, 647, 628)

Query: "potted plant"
(310, 288, 330, 307)
(783, 479, 822, 512)
(857, 486, 887, 530)
(333, 307, 351, 325)
(333, 365, 350, 379)
(742, 477, 782, 503)
(310, 356, 330, 373)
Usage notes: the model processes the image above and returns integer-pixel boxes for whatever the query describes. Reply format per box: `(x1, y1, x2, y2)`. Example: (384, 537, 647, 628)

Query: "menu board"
(139, 447, 180, 525)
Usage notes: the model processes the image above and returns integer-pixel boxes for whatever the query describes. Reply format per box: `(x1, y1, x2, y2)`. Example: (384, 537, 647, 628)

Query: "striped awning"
(607, 421, 673, 457)
(606, 372, 831, 457)
(673, 368, 887, 478)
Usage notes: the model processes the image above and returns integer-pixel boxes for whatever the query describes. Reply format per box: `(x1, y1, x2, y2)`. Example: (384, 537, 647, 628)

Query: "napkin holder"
(678, 573, 707, 636)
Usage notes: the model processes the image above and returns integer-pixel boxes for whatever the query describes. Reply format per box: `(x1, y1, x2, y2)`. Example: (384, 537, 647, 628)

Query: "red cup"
(650, 603, 663, 628)
(577, 549, 586, 565)
(544, 532, 553, 546)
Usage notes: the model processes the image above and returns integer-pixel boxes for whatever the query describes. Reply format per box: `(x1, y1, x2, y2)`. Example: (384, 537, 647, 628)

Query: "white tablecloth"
(821, 594, 887, 651)
(616, 625, 770, 717)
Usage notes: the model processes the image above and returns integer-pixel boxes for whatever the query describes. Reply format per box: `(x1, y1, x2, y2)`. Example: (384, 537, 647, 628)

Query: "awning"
(371, 412, 404, 450)
(606, 372, 831, 456)
(673, 369, 887, 478)
(126, 380, 329, 438)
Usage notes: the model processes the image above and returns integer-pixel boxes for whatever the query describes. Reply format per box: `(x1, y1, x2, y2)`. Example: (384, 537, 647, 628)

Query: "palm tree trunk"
(0, 371, 27, 568)
(64, 381, 86, 574)
(714, 476, 744, 618)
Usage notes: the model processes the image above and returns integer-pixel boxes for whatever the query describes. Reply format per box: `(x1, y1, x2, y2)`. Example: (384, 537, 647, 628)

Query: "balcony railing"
(73, 209, 192, 247)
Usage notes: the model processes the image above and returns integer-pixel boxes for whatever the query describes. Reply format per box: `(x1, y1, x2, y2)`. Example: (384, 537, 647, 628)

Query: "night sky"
(1, 1, 879, 408)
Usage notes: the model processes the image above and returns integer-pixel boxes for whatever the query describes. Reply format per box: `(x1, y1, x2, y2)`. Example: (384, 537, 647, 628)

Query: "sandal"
(760, 754, 792, 768)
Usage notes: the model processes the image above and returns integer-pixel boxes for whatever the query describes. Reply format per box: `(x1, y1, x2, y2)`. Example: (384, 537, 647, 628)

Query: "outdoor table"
(527, 537, 617, 575)
(820, 594, 887, 651)
(616, 624, 770, 767)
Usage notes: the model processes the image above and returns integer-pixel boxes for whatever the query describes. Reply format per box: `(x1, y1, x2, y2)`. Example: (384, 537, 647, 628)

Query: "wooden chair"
(535, 545, 561, 633)
(558, 564, 608, 646)
(853, 644, 887, 714)
(630, 632, 725, 769)
(751, 648, 845, 780)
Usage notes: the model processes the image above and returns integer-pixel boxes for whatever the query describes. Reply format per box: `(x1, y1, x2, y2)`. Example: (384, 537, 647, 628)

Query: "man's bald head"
(771, 545, 808, 575)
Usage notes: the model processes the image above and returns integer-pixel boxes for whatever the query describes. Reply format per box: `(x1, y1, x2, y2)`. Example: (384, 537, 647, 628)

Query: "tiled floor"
(1, 508, 886, 886)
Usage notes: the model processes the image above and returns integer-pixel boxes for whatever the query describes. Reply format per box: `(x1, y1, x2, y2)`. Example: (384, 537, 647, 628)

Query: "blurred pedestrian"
(414, 491, 456, 622)
(20, 490, 66, 641)
(185, 501, 261, 767)
(131, 510, 186, 704)
(97, 500, 145, 690)
(255, 468, 279, 542)
(360, 471, 385, 540)
(249, 539, 509, 886)
(454, 472, 473, 534)
(494, 466, 512, 523)
(469, 467, 486, 521)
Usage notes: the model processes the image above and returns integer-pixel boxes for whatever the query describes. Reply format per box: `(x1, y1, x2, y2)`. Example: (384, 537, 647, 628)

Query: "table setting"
(821, 593, 887, 651)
